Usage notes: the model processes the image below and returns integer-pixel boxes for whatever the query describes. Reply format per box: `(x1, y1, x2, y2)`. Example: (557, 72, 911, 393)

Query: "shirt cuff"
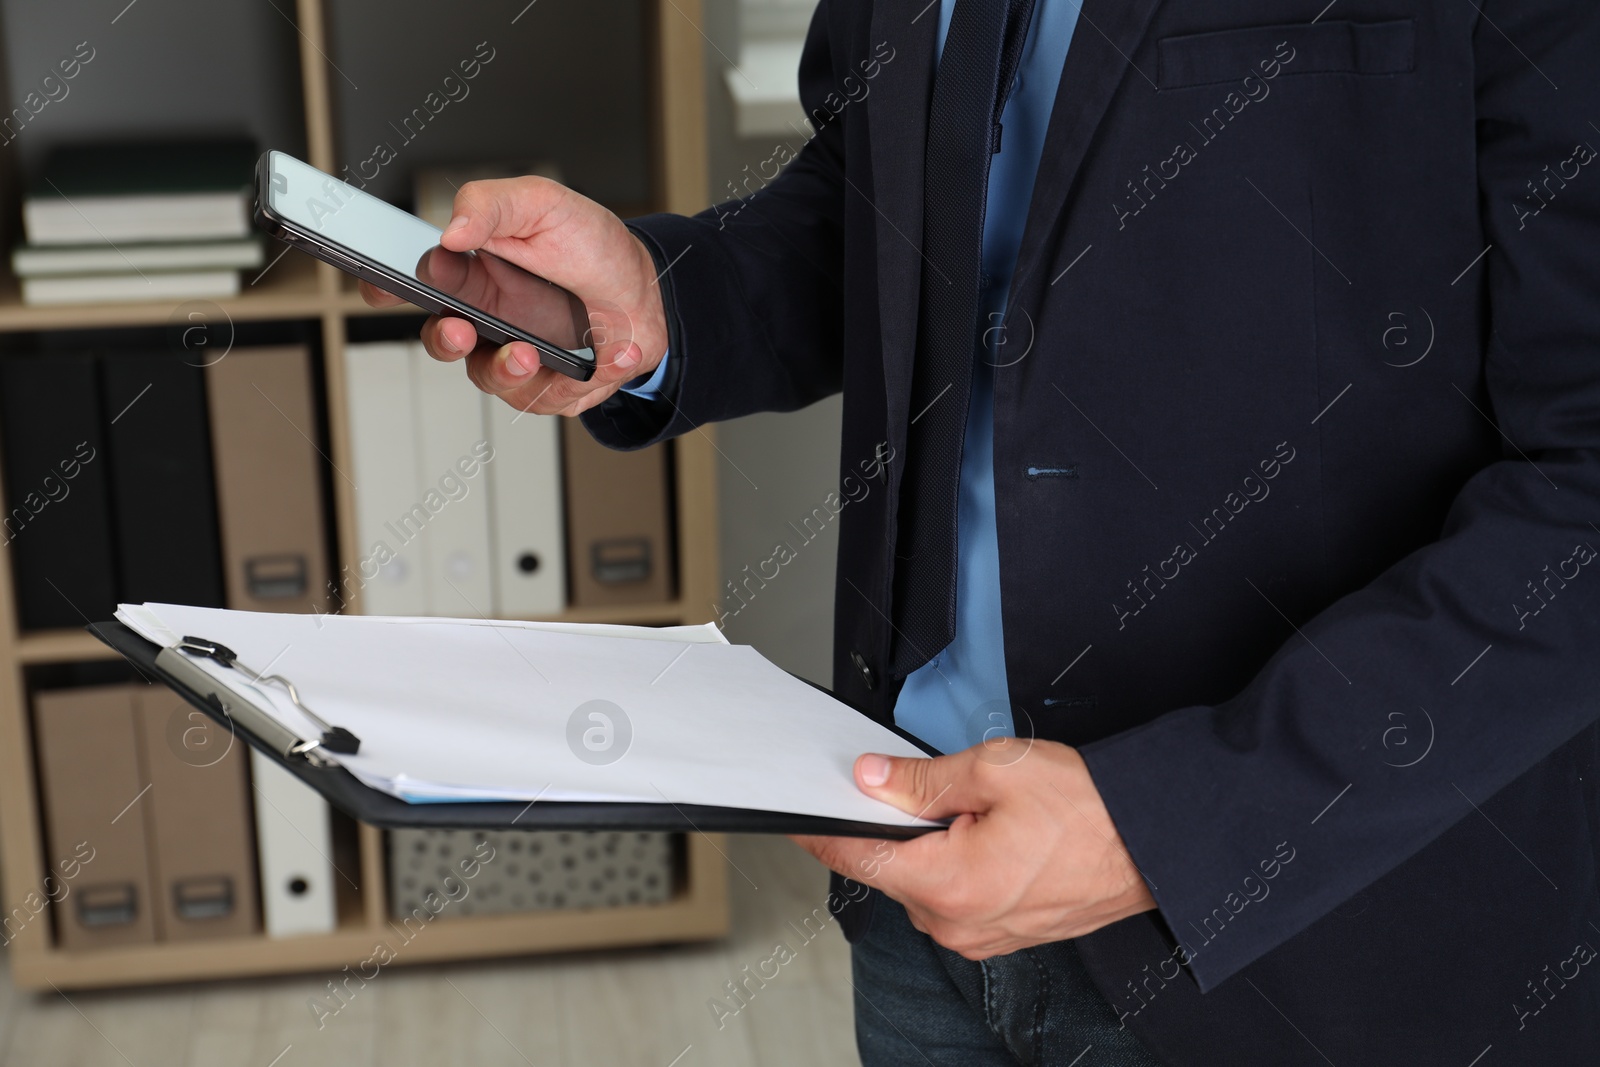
(618, 349, 670, 401)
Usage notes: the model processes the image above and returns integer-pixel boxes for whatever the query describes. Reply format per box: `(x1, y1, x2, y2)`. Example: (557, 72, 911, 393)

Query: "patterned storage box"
(387, 829, 679, 919)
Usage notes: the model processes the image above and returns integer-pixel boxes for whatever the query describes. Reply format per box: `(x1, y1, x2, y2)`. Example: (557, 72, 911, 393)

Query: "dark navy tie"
(892, 0, 1038, 676)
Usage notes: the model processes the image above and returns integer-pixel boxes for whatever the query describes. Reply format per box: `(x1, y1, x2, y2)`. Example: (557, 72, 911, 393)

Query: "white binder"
(250, 750, 338, 938)
(342, 342, 429, 615)
(411, 344, 493, 616)
(484, 397, 566, 617)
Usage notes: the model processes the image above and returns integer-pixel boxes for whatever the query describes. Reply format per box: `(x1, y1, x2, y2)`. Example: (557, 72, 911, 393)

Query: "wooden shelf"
(13, 835, 728, 992)
(0, 0, 721, 992)
(12, 629, 121, 665)
(0, 254, 326, 333)
(12, 601, 696, 665)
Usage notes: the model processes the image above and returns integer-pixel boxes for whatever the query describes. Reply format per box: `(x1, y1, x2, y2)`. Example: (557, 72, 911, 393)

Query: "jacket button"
(850, 650, 876, 690)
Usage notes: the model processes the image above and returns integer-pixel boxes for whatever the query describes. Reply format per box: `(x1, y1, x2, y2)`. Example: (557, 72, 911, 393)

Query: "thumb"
(854, 750, 989, 821)
(582, 305, 649, 387)
(439, 177, 558, 252)
(440, 202, 494, 252)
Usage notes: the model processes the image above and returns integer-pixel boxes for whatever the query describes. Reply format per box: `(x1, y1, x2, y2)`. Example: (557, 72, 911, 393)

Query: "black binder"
(0, 353, 119, 629)
(102, 351, 225, 608)
(89, 620, 936, 840)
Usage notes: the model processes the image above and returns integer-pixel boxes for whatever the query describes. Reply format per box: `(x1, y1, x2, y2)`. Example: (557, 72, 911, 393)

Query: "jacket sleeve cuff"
(1079, 708, 1310, 993)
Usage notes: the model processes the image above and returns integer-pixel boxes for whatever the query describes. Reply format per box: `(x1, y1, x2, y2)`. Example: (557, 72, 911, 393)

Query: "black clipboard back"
(90, 620, 937, 840)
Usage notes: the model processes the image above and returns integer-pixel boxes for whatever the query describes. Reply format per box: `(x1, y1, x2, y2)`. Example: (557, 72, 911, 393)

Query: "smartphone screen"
(260, 151, 599, 376)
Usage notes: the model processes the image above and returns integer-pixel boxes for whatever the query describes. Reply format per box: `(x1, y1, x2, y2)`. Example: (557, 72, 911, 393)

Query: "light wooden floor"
(0, 836, 861, 1067)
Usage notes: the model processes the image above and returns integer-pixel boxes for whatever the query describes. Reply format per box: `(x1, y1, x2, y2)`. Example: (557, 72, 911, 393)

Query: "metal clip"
(177, 635, 360, 757)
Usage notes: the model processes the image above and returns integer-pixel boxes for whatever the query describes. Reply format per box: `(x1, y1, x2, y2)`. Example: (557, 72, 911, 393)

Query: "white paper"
(117, 604, 936, 829)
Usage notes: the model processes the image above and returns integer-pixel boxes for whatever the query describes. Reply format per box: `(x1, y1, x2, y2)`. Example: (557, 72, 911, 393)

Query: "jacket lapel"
(1008, 0, 1168, 314)
(868, 0, 1167, 441)
(866, 0, 938, 450)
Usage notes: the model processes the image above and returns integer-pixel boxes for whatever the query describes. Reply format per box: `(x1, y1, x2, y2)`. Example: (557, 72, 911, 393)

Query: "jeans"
(851, 895, 1165, 1066)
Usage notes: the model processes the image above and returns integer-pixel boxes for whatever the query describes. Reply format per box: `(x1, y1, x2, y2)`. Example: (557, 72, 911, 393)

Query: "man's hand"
(358, 176, 668, 417)
(793, 740, 1158, 960)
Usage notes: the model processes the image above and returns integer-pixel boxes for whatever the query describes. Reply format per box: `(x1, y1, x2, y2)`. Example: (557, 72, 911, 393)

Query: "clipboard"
(89, 620, 938, 840)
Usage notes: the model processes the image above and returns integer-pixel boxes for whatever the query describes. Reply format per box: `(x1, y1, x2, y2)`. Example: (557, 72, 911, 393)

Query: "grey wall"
(0, 0, 650, 213)
(322, 0, 649, 210)
(0, 0, 306, 171)
(700, 0, 842, 686)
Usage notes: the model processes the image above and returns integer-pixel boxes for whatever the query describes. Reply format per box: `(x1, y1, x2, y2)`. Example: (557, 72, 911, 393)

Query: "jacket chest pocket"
(1156, 18, 1415, 89)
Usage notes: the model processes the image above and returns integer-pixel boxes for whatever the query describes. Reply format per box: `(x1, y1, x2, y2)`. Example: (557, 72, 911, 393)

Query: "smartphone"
(253, 150, 598, 381)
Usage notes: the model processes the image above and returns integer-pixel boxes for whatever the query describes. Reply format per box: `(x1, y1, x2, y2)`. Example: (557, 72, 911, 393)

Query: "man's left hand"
(792, 739, 1158, 960)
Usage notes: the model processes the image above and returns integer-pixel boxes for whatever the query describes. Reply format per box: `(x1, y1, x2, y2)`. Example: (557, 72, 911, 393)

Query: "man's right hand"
(358, 176, 669, 417)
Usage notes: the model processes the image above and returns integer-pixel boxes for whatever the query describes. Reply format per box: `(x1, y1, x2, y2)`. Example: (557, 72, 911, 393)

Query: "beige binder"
(32, 684, 158, 950)
(205, 345, 332, 613)
(133, 683, 260, 941)
(560, 420, 673, 607)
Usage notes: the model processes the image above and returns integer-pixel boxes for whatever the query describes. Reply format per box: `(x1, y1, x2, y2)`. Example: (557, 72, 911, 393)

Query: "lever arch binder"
(102, 351, 226, 608)
(251, 751, 338, 938)
(0, 352, 120, 630)
(133, 683, 261, 942)
(343, 341, 429, 615)
(33, 683, 160, 950)
(88, 613, 938, 840)
(204, 344, 331, 614)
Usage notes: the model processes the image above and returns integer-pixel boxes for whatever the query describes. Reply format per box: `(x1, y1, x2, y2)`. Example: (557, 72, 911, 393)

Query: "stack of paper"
(115, 604, 936, 829)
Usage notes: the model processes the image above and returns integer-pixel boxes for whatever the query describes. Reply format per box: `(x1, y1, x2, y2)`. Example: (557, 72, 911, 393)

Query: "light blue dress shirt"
(628, 1, 1077, 753)
(893, 0, 1078, 754)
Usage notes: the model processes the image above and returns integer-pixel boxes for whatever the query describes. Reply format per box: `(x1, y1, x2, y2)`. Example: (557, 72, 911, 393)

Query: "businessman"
(364, 0, 1600, 1062)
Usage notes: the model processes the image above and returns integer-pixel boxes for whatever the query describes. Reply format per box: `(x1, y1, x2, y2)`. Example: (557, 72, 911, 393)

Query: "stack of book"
(12, 138, 264, 306)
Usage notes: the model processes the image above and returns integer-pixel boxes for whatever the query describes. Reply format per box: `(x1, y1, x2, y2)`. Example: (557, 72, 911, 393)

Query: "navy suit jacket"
(584, 1, 1600, 1061)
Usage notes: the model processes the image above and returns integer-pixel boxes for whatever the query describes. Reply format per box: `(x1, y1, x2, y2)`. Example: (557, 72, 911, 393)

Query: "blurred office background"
(0, 0, 854, 1063)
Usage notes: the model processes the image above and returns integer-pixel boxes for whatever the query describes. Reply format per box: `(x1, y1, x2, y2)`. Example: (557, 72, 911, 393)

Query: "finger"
(854, 748, 992, 821)
(903, 899, 1020, 960)
(466, 335, 645, 412)
(906, 907, 1011, 961)
(415, 245, 495, 309)
(464, 263, 643, 381)
(357, 280, 406, 308)
(471, 349, 601, 419)
(589, 338, 644, 387)
(789, 833, 850, 870)
(419, 315, 479, 364)
(465, 342, 552, 397)
(581, 306, 646, 383)
(503, 380, 575, 418)
(421, 322, 569, 413)
(789, 834, 901, 887)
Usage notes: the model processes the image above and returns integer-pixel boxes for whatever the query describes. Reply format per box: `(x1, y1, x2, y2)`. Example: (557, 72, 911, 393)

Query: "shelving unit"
(0, 0, 726, 991)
